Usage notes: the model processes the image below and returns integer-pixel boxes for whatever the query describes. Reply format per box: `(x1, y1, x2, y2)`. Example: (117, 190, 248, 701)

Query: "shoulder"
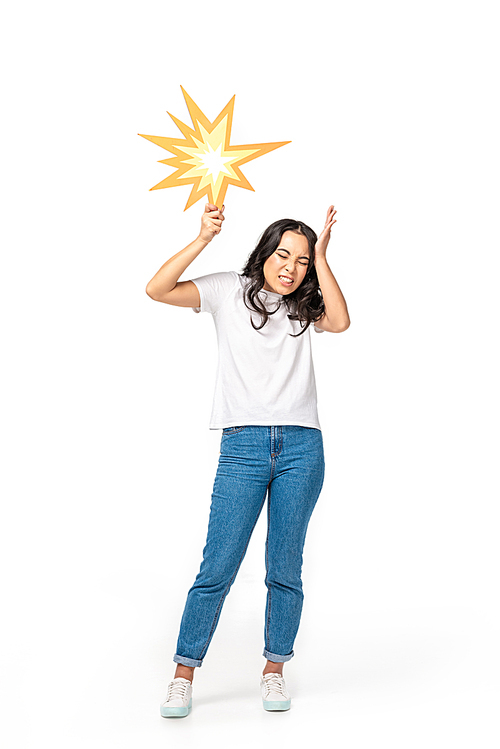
(190, 271, 242, 315)
(191, 270, 241, 289)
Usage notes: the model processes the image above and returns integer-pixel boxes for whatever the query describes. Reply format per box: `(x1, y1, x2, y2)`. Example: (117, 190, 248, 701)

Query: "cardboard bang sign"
(139, 86, 291, 210)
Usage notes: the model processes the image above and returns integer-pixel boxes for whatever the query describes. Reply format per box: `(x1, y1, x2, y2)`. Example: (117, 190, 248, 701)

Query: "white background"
(1, 0, 499, 746)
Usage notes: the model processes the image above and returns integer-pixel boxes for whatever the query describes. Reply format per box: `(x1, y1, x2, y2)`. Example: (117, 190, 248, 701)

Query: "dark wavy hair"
(239, 218, 324, 338)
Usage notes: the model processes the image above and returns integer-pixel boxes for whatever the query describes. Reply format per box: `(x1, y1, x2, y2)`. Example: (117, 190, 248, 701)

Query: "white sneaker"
(260, 672, 291, 711)
(160, 677, 193, 718)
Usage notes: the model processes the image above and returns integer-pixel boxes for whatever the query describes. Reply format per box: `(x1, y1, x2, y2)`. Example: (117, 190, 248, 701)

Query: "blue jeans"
(173, 425, 325, 667)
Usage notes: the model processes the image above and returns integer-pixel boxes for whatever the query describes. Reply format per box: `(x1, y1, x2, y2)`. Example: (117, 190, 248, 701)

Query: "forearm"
(145, 235, 209, 298)
(315, 256, 350, 332)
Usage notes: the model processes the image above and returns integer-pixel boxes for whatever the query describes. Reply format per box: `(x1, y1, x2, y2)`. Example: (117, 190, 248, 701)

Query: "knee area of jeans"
(191, 571, 239, 594)
(265, 571, 304, 590)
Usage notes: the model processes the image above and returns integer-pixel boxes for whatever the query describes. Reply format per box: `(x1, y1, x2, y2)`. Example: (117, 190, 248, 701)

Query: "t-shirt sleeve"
(190, 271, 240, 315)
(313, 324, 325, 333)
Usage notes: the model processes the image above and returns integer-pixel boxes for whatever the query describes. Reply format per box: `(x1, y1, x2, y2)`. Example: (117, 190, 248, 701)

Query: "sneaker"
(260, 672, 291, 711)
(160, 677, 193, 718)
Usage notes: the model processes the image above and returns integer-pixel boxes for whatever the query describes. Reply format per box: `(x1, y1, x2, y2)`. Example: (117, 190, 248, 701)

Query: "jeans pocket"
(222, 426, 247, 435)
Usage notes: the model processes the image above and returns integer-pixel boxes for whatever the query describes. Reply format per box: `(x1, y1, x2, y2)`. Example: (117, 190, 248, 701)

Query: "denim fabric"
(173, 425, 325, 667)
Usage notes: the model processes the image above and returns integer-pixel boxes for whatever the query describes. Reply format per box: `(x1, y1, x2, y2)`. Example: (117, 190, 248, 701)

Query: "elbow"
(145, 283, 157, 300)
(331, 319, 351, 333)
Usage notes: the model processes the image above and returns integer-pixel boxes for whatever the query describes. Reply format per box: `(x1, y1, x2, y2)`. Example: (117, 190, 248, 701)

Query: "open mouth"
(278, 275, 294, 287)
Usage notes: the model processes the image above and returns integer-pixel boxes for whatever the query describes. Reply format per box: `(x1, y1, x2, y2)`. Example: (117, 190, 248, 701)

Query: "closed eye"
(277, 252, 308, 266)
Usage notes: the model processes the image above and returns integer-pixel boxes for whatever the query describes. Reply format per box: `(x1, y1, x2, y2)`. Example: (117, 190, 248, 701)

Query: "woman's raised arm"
(145, 203, 225, 306)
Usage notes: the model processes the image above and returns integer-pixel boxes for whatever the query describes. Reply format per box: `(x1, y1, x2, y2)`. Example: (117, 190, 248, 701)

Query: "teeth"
(279, 276, 293, 284)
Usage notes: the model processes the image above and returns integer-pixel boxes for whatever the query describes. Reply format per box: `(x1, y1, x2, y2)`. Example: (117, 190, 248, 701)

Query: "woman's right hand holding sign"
(199, 203, 225, 243)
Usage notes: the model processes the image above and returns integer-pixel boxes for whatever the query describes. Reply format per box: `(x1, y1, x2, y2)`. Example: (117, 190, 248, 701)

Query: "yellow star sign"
(138, 86, 291, 211)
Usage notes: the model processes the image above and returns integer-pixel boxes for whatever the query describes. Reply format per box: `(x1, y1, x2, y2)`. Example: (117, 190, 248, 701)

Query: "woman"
(146, 202, 350, 717)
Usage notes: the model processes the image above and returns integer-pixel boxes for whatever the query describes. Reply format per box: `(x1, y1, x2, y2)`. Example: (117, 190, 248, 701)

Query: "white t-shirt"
(191, 270, 324, 431)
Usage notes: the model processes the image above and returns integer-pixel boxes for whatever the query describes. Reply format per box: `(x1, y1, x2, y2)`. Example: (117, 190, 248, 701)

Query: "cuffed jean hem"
(173, 654, 203, 667)
(263, 648, 294, 663)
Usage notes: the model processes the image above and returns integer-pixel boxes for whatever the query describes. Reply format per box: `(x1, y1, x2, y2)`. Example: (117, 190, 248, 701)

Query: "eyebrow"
(277, 247, 310, 261)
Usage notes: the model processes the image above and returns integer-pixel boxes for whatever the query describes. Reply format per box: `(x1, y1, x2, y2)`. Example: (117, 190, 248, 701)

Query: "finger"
(206, 221, 222, 232)
(326, 209, 337, 225)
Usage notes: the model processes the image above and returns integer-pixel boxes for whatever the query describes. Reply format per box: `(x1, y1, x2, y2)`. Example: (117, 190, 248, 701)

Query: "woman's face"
(262, 231, 311, 295)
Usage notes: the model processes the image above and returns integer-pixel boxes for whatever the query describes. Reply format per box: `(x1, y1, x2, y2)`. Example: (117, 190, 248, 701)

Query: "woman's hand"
(314, 205, 337, 260)
(199, 203, 225, 243)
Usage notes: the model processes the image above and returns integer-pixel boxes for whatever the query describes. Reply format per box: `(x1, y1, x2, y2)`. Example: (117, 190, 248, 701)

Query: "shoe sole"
(160, 697, 192, 718)
(263, 699, 291, 711)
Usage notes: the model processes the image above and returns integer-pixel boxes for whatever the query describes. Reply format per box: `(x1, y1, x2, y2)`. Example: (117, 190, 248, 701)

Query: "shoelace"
(262, 673, 287, 698)
(165, 679, 191, 701)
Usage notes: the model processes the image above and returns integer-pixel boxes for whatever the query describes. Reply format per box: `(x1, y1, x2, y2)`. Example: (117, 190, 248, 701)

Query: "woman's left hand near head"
(314, 205, 337, 261)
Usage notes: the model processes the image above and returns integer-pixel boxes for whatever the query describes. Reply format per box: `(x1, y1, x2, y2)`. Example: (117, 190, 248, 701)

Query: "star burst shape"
(138, 86, 291, 210)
